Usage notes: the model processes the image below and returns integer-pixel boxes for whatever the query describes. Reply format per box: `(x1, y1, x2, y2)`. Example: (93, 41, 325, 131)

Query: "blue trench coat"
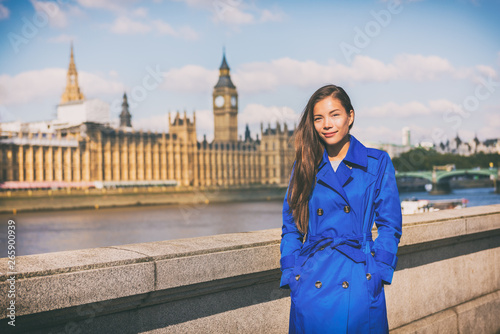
(280, 135, 402, 333)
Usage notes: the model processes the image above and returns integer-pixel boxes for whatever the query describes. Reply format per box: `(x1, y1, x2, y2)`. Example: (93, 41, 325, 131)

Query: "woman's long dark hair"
(287, 84, 354, 234)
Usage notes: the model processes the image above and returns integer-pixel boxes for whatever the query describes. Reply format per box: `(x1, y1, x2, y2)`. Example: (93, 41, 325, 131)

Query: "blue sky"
(0, 0, 499, 145)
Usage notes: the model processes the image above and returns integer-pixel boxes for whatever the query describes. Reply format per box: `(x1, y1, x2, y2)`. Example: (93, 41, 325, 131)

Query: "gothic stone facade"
(0, 49, 295, 187)
(0, 116, 294, 187)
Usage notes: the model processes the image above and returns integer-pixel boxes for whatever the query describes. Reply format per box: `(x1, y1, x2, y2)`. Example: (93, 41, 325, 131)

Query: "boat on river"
(401, 197, 468, 215)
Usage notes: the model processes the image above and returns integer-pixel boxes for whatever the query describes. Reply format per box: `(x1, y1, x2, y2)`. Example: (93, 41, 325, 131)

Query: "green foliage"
(392, 148, 500, 172)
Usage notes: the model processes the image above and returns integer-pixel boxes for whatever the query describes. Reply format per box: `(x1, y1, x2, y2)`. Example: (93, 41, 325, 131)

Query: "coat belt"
(280, 232, 372, 270)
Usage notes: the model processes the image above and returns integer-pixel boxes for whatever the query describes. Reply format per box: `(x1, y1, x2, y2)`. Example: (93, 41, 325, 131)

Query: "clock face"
(215, 95, 225, 108)
(231, 96, 237, 107)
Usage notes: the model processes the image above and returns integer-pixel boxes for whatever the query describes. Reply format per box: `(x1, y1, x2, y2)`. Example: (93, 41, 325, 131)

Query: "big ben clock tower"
(213, 50, 238, 142)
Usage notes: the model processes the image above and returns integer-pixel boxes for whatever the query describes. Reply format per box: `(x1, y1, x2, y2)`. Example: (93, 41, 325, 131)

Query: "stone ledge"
(0, 269, 285, 331)
(398, 204, 500, 247)
(0, 204, 499, 326)
(0, 233, 282, 319)
(390, 290, 500, 334)
(400, 204, 500, 227)
(0, 228, 281, 282)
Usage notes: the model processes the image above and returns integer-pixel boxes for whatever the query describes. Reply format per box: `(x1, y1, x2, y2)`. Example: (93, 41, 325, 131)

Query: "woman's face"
(313, 96, 354, 147)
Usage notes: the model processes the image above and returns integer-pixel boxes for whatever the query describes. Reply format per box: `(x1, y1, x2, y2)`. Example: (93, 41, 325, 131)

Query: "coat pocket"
(367, 270, 383, 299)
(366, 253, 384, 300)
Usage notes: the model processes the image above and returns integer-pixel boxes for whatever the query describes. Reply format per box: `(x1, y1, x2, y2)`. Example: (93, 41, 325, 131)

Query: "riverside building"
(0, 47, 295, 188)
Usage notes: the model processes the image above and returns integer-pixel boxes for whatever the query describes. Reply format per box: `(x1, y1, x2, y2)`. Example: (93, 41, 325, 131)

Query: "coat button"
(315, 281, 322, 289)
(342, 281, 349, 289)
(343, 205, 351, 213)
(295, 275, 300, 281)
(366, 273, 372, 281)
(317, 208, 324, 216)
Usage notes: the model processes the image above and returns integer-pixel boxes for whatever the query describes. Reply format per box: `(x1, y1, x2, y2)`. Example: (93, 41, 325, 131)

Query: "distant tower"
(60, 43, 85, 104)
(119, 93, 132, 128)
(213, 49, 238, 142)
(169, 110, 197, 144)
(244, 124, 251, 141)
(402, 127, 410, 146)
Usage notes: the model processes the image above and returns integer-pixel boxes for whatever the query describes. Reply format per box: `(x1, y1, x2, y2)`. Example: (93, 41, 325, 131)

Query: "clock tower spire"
(60, 43, 85, 104)
(213, 49, 238, 142)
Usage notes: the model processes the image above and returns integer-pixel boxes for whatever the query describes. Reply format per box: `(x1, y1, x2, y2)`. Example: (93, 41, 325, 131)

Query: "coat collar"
(316, 134, 368, 203)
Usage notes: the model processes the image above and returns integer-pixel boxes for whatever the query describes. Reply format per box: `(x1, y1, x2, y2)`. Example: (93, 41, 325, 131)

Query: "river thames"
(1, 187, 499, 257)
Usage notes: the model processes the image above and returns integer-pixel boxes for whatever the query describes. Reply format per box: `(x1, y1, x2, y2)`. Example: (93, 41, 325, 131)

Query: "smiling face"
(313, 96, 354, 148)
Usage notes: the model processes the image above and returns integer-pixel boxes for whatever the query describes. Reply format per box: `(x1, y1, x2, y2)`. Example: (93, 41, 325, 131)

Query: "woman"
(280, 85, 402, 333)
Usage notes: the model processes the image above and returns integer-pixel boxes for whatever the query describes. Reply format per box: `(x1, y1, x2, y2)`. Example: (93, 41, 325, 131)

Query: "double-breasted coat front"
(280, 135, 402, 333)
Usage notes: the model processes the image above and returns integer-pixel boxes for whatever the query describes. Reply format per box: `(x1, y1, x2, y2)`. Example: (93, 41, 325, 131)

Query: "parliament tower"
(0, 46, 296, 187)
(212, 51, 238, 143)
(60, 44, 85, 104)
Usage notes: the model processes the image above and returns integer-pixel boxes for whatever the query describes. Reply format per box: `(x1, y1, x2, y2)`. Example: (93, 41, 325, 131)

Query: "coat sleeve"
(372, 152, 402, 285)
(279, 169, 304, 289)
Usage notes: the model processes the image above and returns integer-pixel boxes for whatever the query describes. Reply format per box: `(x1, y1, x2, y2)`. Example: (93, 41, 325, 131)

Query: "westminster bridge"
(396, 167, 500, 194)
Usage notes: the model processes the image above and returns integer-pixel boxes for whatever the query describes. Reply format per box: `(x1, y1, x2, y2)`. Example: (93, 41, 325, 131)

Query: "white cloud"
(157, 54, 497, 98)
(363, 101, 430, 117)
(0, 105, 15, 122)
(134, 110, 212, 142)
(192, 109, 213, 140)
(108, 16, 198, 39)
(132, 113, 170, 132)
(0, 68, 124, 106)
(31, 0, 68, 28)
(110, 16, 151, 34)
(260, 9, 285, 22)
(392, 54, 456, 81)
(79, 72, 125, 97)
(213, 5, 254, 25)
(0, 2, 10, 20)
(427, 99, 462, 113)
(475, 65, 496, 78)
(362, 99, 460, 118)
(157, 54, 495, 95)
(132, 6, 148, 18)
(162, 65, 217, 93)
(152, 19, 176, 35)
(177, 26, 199, 40)
(351, 125, 400, 145)
(47, 34, 76, 43)
(30, 0, 84, 28)
(76, 0, 138, 13)
(109, 70, 119, 78)
(173, 0, 212, 8)
(239, 104, 299, 128)
(479, 111, 500, 139)
(0, 68, 66, 106)
(176, 0, 282, 26)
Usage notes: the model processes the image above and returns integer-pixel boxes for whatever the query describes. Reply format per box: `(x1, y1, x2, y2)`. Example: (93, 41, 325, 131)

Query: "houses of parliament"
(0, 47, 295, 188)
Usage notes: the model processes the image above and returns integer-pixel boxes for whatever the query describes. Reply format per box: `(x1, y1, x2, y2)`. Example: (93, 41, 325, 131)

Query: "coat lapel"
(316, 149, 349, 204)
(316, 135, 368, 204)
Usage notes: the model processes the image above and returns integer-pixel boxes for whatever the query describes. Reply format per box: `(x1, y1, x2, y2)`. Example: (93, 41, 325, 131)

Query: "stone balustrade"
(1, 204, 499, 333)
